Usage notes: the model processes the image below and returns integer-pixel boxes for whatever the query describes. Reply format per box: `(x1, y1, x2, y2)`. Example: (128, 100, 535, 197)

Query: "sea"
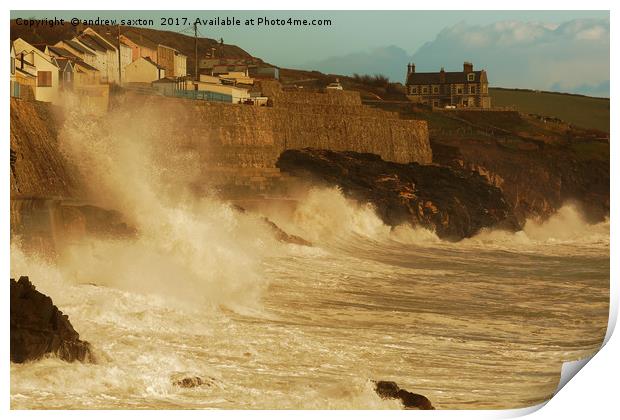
(9, 104, 609, 409)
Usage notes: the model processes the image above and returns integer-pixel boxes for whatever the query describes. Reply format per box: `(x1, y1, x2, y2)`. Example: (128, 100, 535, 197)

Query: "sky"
(11, 10, 610, 96)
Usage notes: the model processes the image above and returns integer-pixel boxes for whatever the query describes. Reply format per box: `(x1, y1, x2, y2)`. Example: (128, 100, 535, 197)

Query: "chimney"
(439, 67, 446, 83)
(463, 61, 473, 73)
(410, 63, 415, 73)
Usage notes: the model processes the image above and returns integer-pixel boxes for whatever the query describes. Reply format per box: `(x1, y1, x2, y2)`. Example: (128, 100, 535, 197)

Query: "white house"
(193, 81, 250, 103)
(173, 50, 187, 77)
(13, 38, 59, 103)
(124, 57, 165, 84)
(193, 74, 251, 103)
(73, 33, 111, 83)
(119, 42, 133, 84)
(54, 39, 99, 77)
(10, 43, 17, 97)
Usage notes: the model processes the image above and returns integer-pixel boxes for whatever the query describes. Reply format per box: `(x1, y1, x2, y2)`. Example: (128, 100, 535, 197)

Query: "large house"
(406, 62, 491, 109)
(54, 39, 99, 74)
(124, 56, 165, 84)
(74, 28, 119, 84)
(120, 31, 187, 78)
(13, 38, 59, 103)
(46, 45, 101, 87)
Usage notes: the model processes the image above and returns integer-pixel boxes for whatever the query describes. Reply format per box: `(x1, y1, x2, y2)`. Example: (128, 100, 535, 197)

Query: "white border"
(3, 1, 616, 419)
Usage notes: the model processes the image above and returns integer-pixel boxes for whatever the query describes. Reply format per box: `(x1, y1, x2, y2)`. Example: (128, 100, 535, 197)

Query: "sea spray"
(51, 98, 285, 308)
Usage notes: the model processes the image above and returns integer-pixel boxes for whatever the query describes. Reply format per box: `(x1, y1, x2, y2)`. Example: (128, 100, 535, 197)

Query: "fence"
(171, 89, 232, 103)
(10, 80, 20, 98)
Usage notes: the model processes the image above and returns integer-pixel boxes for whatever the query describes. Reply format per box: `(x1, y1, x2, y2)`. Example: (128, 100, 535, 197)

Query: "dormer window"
(467, 73, 475, 82)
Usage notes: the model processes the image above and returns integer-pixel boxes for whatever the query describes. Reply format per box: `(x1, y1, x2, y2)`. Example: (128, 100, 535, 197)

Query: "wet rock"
(232, 204, 312, 246)
(277, 148, 519, 240)
(374, 380, 434, 410)
(260, 217, 312, 246)
(171, 374, 216, 388)
(10, 276, 93, 363)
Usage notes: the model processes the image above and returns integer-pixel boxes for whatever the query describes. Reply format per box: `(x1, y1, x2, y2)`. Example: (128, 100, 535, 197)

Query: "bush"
(352, 73, 390, 88)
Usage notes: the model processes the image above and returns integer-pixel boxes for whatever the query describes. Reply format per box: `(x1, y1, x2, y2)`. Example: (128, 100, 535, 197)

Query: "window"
(411, 86, 417, 94)
(457, 87, 463, 94)
(470, 85, 476, 94)
(467, 73, 475, 82)
(433, 100, 439, 107)
(37, 71, 52, 87)
(422, 86, 428, 94)
(433, 86, 439, 94)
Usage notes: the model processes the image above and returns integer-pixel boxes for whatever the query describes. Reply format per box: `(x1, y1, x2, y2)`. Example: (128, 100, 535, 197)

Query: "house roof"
(122, 31, 159, 50)
(63, 39, 95, 55)
(13, 39, 58, 68)
(83, 30, 117, 51)
(143, 56, 165, 70)
(77, 34, 109, 52)
(407, 70, 485, 85)
(47, 46, 79, 60)
(73, 60, 99, 72)
(158, 43, 177, 51)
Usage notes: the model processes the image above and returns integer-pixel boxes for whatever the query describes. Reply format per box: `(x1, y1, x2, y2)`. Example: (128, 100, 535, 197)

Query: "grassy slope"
(490, 88, 609, 133)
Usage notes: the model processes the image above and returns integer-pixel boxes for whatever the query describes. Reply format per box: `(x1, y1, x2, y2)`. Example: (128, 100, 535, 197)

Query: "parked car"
(325, 78, 343, 91)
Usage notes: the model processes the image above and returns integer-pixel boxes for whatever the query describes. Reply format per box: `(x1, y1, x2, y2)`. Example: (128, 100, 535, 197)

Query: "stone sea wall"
(122, 84, 431, 182)
(10, 85, 431, 199)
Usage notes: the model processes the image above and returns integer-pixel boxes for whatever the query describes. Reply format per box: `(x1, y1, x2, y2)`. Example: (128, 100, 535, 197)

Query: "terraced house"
(406, 62, 491, 109)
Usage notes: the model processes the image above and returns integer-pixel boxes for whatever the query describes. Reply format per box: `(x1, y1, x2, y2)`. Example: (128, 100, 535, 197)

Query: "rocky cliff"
(427, 111, 609, 224)
(365, 104, 609, 224)
(277, 149, 518, 240)
(10, 98, 83, 199)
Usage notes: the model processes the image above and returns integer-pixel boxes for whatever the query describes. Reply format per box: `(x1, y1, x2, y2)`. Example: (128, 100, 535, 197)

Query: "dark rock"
(10, 276, 93, 363)
(232, 204, 312, 246)
(260, 216, 312, 246)
(171, 375, 215, 388)
(277, 148, 519, 240)
(374, 380, 434, 410)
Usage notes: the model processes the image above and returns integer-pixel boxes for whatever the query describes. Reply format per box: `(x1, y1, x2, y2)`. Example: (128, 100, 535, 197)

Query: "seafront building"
(406, 61, 491, 109)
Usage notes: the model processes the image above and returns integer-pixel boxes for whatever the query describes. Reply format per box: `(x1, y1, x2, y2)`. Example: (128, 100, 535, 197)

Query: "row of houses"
(10, 27, 189, 104)
(10, 27, 286, 110)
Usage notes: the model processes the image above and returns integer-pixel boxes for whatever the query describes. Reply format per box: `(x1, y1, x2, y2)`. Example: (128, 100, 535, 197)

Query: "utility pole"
(117, 25, 122, 86)
(194, 22, 198, 80)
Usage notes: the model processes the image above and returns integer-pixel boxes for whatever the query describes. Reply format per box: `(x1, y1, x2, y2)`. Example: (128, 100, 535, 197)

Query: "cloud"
(296, 18, 609, 97)
(412, 18, 609, 96)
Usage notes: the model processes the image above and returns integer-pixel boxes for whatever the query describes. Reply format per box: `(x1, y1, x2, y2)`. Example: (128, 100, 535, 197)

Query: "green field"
(490, 88, 609, 133)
